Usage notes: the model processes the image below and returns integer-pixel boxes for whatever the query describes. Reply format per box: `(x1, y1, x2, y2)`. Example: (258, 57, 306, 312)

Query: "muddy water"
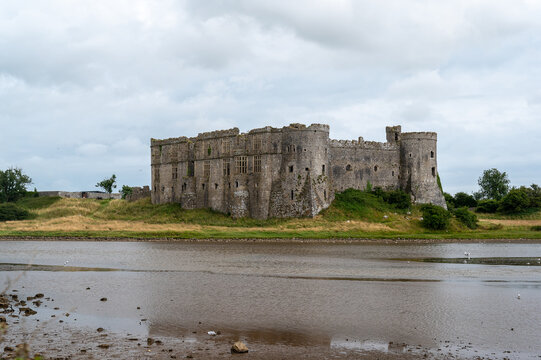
(1, 240, 541, 359)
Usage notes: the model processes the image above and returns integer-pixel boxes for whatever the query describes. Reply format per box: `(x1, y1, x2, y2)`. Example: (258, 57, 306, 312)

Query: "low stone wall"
(38, 191, 121, 200)
(126, 186, 151, 202)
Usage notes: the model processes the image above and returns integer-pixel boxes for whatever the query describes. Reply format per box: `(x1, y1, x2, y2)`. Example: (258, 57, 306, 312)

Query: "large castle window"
(235, 156, 247, 174)
(187, 161, 194, 177)
(253, 137, 262, 151)
(223, 159, 230, 176)
(204, 160, 210, 177)
(222, 139, 231, 154)
(254, 155, 262, 173)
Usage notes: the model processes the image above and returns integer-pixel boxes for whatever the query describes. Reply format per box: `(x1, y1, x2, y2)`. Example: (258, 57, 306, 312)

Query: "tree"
(475, 168, 510, 200)
(96, 174, 117, 194)
(0, 167, 32, 203)
(453, 192, 477, 208)
(499, 188, 530, 214)
(120, 185, 132, 199)
(421, 204, 451, 230)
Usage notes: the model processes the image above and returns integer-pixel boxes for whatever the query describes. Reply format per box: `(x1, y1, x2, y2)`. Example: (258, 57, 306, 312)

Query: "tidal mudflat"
(1, 240, 541, 359)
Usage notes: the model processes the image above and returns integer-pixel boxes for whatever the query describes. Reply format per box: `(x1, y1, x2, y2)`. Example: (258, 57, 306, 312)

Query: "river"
(1, 240, 540, 359)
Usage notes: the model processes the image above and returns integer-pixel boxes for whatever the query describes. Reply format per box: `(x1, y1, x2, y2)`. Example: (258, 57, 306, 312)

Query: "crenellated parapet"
(196, 128, 240, 140)
(329, 139, 398, 150)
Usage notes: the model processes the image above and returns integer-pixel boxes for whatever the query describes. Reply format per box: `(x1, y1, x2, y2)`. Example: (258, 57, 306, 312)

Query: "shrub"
(531, 225, 541, 231)
(499, 188, 530, 214)
(453, 207, 478, 229)
(476, 199, 499, 213)
(421, 204, 451, 230)
(384, 189, 411, 209)
(453, 192, 477, 208)
(0, 203, 30, 221)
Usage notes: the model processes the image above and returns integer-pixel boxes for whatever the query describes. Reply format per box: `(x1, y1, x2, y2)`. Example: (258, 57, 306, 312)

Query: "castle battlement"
(150, 123, 446, 218)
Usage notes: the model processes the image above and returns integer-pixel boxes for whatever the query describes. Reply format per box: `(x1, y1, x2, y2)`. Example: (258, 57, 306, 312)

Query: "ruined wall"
(329, 139, 400, 192)
(151, 123, 446, 218)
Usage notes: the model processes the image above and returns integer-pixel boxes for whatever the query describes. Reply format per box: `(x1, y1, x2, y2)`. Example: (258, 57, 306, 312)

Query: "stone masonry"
(151, 124, 446, 219)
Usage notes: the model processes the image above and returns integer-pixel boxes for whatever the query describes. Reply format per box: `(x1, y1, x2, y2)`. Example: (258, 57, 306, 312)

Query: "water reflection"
(1, 240, 541, 358)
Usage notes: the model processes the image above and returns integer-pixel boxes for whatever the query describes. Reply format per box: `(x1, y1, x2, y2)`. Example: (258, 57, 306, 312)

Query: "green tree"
(499, 188, 530, 214)
(120, 185, 132, 199)
(475, 168, 510, 200)
(453, 192, 477, 208)
(95, 174, 117, 194)
(0, 167, 32, 203)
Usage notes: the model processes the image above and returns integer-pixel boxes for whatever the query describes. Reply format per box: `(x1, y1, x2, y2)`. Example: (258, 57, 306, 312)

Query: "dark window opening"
(289, 165, 294, 173)
(346, 164, 352, 171)
(215, 183, 218, 189)
(374, 165, 378, 172)
(305, 167, 309, 171)
(182, 183, 186, 191)
(303, 148, 306, 152)
(291, 190, 294, 200)
(430, 151, 434, 158)
(432, 167, 436, 177)
(235, 181, 239, 188)
(202, 183, 205, 190)
(228, 182, 231, 189)
(322, 164, 325, 175)
(392, 171, 395, 176)
(409, 153, 412, 158)
(395, 133, 399, 141)
(324, 190, 327, 201)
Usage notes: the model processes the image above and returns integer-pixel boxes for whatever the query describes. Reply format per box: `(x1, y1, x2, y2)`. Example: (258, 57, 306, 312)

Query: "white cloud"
(1, 0, 540, 192)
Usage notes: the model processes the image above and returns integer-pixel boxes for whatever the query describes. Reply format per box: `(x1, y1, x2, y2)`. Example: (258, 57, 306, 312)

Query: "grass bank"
(1, 191, 541, 240)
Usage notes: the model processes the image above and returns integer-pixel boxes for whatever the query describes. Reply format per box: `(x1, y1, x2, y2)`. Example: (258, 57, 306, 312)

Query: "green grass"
(2, 191, 541, 240)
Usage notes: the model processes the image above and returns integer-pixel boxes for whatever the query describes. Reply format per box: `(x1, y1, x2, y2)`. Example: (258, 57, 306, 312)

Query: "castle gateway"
(151, 124, 446, 219)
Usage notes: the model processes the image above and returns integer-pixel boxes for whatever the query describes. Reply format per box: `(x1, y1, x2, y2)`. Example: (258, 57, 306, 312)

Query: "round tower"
(399, 132, 446, 208)
(274, 123, 332, 217)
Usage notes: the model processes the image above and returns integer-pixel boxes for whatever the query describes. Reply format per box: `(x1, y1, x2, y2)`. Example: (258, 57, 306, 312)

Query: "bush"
(531, 225, 541, 231)
(476, 199, 499, 213)
(499, 188, 530, 214)
(421, 204, 451, 230)
(0, 203, 30, 221)
(383, 189, 411, 209)
(453, 192, 477, 208)
(453, 207, 478, 229)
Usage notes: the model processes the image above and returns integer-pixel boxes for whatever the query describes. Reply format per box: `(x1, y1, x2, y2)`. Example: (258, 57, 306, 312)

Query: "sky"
(1, 0, 540, 195)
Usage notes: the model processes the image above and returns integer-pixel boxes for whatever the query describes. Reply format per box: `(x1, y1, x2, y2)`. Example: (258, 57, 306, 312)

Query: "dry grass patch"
(479, 219, 541, 227)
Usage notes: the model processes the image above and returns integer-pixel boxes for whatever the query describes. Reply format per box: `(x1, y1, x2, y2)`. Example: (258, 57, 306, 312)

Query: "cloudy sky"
(1, 0, 540, 195)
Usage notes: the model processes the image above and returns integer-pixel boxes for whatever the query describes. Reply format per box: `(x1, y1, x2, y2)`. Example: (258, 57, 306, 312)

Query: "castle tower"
(399, 132, 446, 208)
(268, 124, 332, 217)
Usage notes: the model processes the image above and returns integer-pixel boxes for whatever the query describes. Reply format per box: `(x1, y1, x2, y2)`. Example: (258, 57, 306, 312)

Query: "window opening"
(374, 165, 378, 172)
(235, 181, 239, 188)
(324, 190, 327, 200)
(432, 167, 436, 177)
(430, 151, 434, 158)
(215, 183, 218, 189)
(346, 164, 352, 171)
(235, 156, 247, 174)
(291, 190, 294, 200)
(322, 164, 325, 175)
(254, 155, 262, 173)
(289, 165, 294, 173)
(203, 160, 210, 177)
(223, 159, 230, 176)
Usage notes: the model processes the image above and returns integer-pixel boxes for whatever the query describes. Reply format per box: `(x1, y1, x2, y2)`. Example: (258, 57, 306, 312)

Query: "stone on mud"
(231, 341, 249, 354)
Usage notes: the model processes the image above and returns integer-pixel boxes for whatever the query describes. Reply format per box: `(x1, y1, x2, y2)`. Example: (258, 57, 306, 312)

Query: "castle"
(151, 123, 446, 219)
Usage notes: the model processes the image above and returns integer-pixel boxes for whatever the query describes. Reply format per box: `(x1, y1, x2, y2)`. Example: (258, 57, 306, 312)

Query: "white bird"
(208, 331, 217, 336)
(63, 260, 70, 266)
(464, 252, 471, 260)
(517, 293, 521, 299)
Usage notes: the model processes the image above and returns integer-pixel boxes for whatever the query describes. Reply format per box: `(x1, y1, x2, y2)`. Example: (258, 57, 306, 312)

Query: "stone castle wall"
(151, 123, 446, 218)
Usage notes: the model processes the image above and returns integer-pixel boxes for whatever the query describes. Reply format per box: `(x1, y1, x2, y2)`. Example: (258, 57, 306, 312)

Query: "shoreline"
(2, 235, 541, 244)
